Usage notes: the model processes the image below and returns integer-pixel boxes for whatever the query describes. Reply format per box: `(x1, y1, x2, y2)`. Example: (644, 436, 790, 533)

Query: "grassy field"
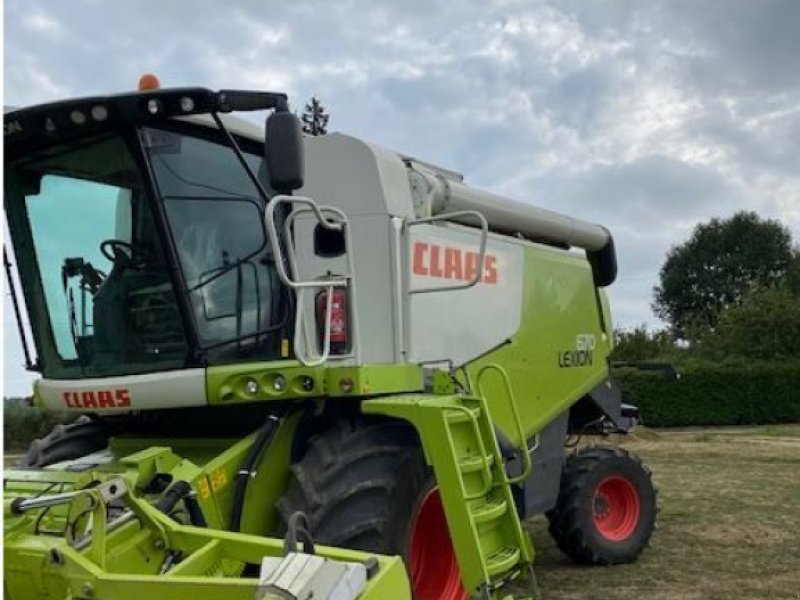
(518, 425, 800, 600)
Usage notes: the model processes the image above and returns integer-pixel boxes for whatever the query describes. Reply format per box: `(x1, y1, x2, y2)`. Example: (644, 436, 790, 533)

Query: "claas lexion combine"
(2, 76, 656, 600)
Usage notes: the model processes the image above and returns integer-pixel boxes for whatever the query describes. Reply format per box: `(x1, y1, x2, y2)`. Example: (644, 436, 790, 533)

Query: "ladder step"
(470, 495, 508, 524)
(459, 454, 495, 473)
(445, 407, 481, 425)
(485, 546, 521, 577)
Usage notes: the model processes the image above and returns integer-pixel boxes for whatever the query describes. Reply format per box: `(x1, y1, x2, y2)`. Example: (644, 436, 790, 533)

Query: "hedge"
(3, 398, 72, 453)
(614, 361, 800, 427)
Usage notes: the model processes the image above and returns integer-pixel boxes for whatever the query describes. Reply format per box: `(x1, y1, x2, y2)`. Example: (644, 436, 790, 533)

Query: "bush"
(3, 398, 72, 453)
(614, 361, 800, 427)
(697, 287, 800, 360)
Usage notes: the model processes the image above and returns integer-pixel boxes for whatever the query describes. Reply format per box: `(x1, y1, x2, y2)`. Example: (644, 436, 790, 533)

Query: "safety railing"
(265, 195, 360, 367)
(406, 210, 489, 295)
(475, 364, 535, 485)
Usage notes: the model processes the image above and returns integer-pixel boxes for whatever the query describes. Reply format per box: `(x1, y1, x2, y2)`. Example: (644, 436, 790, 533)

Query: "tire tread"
(277, 418, 427, 555)
(18, 416, 109, 468)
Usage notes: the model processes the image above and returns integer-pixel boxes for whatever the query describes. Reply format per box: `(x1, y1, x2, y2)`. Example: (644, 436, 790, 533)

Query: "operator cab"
(4, 85, 303, 381)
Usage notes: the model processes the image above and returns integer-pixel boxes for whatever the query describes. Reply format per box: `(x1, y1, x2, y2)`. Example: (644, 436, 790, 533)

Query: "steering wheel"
(100, 240, 146, 269)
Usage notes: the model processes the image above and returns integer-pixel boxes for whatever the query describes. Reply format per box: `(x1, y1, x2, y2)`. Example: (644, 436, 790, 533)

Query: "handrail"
(265, 195, 347, 289)
(476, 364, 534, 485)
(407, 210, 489, 294)
(264, 195, 359, 366)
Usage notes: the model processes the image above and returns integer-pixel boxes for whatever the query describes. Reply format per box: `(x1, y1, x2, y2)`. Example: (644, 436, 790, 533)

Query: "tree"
(701, 286, 800, 360)
(786, 250, 800, 296)
(301, 96, 329, 136)
(653, 212, 795, 339)
(611, 326, 676, 361)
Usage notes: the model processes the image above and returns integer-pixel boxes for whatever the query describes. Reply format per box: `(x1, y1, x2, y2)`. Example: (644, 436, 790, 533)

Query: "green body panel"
(207, 361, 329, 404)
(197, 411, 300, 535)
(466, 246, 612, 445)
(325, 364, 424, 397)
(207, 361, 424, 404)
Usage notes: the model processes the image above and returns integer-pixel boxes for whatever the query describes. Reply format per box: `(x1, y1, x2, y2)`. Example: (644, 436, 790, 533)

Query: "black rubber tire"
(18, 416, 110, 468)
(546, 445, 656, 565)
(277, 418, 428, 555)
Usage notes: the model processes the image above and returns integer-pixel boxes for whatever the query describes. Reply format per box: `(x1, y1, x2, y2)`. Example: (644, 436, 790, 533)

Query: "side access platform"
(365, 382, 538, 599)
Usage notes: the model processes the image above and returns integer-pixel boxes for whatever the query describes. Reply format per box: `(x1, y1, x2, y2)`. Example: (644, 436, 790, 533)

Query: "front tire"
(546, 446, 656, 565)
(18, 416, 110, 468)
(278, 418, 467, 600)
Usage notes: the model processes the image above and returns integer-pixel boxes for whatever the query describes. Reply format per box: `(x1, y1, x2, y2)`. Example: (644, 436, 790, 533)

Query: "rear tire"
(278, 418, 467, 600)
(18, 416, 110, 468)
(546, 445, 656, 565)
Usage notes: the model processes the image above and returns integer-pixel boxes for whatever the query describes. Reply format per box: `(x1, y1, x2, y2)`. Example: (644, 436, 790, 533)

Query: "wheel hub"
(592, 475, 641, 542)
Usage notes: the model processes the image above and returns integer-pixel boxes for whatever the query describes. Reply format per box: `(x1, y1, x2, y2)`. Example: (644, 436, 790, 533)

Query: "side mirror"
(265, 111, 304, 193)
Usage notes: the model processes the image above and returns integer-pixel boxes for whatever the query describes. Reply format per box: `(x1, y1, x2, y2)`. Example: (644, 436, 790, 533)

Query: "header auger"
(3, 78, 655, 600)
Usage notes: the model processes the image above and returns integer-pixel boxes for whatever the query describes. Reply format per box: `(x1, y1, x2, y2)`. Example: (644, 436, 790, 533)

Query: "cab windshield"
(5, 126, 288, 380)
(5, 133, 187, 378)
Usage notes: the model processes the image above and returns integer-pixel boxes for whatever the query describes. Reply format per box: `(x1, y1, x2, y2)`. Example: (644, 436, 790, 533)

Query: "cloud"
(21, 8, 65, 36)
(3, 0, 800, 395)
(541, 156, 741, 221)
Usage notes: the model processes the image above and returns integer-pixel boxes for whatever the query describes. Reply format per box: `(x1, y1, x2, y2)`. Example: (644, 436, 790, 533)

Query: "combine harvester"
(3, 76, 656, 600)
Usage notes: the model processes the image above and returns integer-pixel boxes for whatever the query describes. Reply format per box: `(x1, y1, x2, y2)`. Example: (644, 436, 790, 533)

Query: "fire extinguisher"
(316, 287, 348, 355)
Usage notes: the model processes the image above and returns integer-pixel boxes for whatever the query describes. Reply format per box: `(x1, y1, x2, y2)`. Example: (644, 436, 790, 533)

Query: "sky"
(3, 0, 800, 396)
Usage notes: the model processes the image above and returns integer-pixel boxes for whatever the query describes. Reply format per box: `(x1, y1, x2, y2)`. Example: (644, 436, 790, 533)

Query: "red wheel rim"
(409, 489, 468, 600)
(592, 475, 641, 541)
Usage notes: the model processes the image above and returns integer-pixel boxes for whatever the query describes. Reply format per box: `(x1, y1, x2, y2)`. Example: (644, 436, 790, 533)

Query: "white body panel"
(293, 134, 418, 365)
(37, 368, 207, 414)
(409, 224, 525, 365)
(294, 133, 532, 367)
